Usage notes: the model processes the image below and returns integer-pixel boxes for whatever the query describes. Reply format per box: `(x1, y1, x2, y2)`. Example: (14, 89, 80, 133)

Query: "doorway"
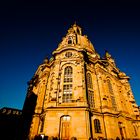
(60, 116, 71, 140)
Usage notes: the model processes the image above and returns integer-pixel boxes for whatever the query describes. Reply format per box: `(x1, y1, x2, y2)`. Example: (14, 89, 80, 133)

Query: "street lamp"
(40, 134, 44, 140)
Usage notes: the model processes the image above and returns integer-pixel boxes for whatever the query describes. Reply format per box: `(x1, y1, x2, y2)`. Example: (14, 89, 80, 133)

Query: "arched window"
(87, 73, 94, 108)
(107, 79, 117, 111)
(107, 79, 113, 95)
(68, 37, 73, 44)
(94, 119, 101, 133)
(77, 28, 80, 34)
(87, 73, 93, 89)
(63, 66, 73, 103)
(64, 66, 72, 82)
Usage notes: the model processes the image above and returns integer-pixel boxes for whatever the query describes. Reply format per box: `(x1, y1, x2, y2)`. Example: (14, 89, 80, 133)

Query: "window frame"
(107, 79, 117, 110)
(62, 66, 73, 103)
(87, 72, 95, 108)
(94, 119, 102, 133)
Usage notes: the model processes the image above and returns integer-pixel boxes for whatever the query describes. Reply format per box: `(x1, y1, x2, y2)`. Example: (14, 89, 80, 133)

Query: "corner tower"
(23, 24, 140, 140)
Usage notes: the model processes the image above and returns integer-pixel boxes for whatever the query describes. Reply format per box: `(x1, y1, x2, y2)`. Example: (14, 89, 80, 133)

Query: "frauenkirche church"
(22, 23, 140, 140)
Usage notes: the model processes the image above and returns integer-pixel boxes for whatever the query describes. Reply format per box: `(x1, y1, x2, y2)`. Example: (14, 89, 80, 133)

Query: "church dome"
(53, 23, 95, 55)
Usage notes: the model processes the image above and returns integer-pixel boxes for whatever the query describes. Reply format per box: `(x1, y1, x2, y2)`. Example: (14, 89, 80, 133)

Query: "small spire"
(43, 57, 49, 63)
(105, 50, 111, 58)
(67, 22, 82, 35)
(73, 21, 77, 26)
(104, 50, 116, 66)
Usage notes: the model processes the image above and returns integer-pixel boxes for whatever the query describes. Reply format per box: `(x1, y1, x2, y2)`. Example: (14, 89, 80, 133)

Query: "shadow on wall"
(21, 92, 38, 140)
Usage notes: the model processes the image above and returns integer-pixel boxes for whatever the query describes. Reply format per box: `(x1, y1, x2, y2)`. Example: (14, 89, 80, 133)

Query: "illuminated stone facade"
(24, 24, 140, 140)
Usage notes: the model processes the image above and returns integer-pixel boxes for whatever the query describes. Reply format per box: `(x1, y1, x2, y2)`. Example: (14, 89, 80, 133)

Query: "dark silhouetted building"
(0, 107, 22, 140)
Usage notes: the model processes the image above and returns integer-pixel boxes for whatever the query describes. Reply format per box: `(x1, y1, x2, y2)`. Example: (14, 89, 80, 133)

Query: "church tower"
(23, 23, 140, 140)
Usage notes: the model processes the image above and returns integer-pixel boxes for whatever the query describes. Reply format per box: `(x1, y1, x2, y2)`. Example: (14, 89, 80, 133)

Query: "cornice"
(52, 45, 86, 55)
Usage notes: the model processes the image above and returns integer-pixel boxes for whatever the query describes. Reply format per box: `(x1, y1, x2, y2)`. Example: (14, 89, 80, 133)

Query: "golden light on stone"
(23, 24, 140, 140)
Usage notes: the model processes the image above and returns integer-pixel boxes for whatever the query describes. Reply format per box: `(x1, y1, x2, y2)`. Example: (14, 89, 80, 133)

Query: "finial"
(73, 21, 77, 27)
(105, 50, 111, 58)
(43, 57, 49, 63)
(67, 22, 82, 35)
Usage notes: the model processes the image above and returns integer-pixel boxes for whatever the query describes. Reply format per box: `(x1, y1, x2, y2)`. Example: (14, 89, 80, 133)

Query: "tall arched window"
(94, 119, 101, 133)
(107, 79, 117, 111)
(64, 66, 72, 82)
(63, 66, 73, 103)
(87, 73, 93, 89)
(87, 73, 94, 108)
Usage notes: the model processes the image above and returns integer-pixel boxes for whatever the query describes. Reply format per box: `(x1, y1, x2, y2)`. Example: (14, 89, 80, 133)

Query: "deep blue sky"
(0, 0, 140, 109)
